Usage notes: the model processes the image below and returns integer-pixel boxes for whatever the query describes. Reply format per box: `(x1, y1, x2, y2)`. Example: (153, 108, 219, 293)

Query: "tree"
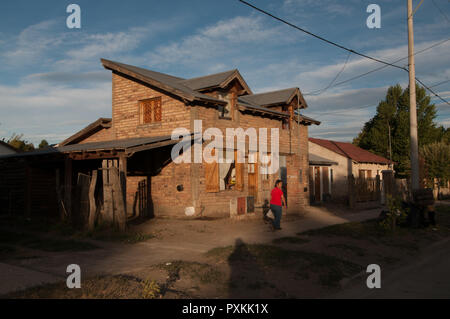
(5, 134, 35, 152)
(38, 139, 49, 149)
(354, 84, 446, 178)
(420, 142, 450, 190)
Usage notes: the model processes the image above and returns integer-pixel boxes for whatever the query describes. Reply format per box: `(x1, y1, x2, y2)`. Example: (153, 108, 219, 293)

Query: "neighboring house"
(309, 137, 391, 203)
(0, 141, 18, 156)
(0, 59, 320, 221)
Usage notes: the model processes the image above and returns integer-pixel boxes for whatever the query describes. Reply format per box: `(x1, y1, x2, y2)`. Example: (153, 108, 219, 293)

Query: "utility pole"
(407, 0, 420, 191)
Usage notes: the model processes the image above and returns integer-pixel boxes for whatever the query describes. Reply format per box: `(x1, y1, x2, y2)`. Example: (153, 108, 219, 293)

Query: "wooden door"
(237, 197, 246, 215)
(314, 167, 321, 202)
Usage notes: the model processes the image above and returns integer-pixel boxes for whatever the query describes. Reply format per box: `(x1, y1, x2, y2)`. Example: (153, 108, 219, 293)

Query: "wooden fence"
(348, 175, 381, 208)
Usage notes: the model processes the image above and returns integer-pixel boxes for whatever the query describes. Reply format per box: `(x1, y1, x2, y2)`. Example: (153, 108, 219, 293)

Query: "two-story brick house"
(0, 59, 319, 224)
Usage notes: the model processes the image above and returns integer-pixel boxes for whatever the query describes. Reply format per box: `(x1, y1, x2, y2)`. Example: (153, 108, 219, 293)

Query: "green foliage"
(354, 84, 446, 178)
(4, 133, 35, 152)
(38, 139, 49, 149)
(420, 142, 450, 187)
(141, 278, 161, 299)
(379, 195, 408, 232)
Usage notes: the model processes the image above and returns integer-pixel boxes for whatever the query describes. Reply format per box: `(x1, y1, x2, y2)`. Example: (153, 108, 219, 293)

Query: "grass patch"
(0, 230, 97, 252)
(2, 274, 145, 299)
(206, 243, 362, 287)
(299, 219, 386, 240)
(272, 237, 310, 245)
(84, 230, 155, 244)
(157, 260, 224, 285)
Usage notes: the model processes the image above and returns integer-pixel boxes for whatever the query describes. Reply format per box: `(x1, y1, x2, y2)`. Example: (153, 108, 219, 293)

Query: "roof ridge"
(330, 140, 352, 159)
(244, 87, 297, 97)
(180, 69, 237, 82)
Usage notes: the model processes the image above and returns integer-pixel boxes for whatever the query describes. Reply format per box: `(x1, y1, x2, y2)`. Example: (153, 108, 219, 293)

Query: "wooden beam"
(119, 154, 127, 217)
(88, 170, 98, 231)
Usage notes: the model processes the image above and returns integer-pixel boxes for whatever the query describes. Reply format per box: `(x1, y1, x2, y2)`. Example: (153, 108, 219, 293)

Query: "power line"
(305, 38, 450, 93)
(430, 78, 450, 88)
(239, 0, 408, 72)
(431, 0, 450, 23)
(306, 51, 351, 95)
(416, 77, 450, 106)
(239, 0, 450, 106)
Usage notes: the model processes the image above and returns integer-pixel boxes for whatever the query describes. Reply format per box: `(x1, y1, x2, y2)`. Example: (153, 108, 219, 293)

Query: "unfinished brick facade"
(61, 59, 319, 219)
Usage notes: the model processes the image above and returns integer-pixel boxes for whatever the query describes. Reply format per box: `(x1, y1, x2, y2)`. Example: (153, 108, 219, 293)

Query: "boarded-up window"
(205, 149, 219, 193)
(139, 97, 162, 124)
(235, 150, 244, 191)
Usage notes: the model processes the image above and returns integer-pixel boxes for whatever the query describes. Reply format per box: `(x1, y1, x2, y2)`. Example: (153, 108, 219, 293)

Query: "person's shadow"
(227, 238, 269, 298)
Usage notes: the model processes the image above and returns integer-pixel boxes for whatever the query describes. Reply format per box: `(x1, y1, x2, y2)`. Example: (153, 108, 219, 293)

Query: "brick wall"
(78, 127, 114, 144)
(112, 72, 190, 140)
(111, 72, 311, 218)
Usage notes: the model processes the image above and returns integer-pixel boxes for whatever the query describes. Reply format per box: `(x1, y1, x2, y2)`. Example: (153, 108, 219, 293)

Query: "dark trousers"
(270, 204, 282, 229)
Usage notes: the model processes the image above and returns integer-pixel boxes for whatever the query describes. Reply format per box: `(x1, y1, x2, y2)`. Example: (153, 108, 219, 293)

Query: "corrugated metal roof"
(0, 135, 175, 159)
(309, 154, 337, 165)
(309, 137, 390, 164)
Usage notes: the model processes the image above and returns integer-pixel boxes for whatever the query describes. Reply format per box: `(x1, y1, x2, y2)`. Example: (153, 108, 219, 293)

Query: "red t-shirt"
(270, 187, 284, 206)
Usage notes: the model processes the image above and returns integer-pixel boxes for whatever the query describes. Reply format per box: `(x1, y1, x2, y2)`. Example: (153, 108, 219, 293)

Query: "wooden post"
(110, 166, 126, 231)
(119, 154, 127, 217)
(376, 174, 381, 203)
(64, 158, 72, 218)
(348, 174, 355, 209)
(102, 160, 114, 225)
(88, 170, 98, 231)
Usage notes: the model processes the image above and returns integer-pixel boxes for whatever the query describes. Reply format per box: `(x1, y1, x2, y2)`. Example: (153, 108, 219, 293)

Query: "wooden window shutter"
(154, 98, 162, 122)
(235, 150, 244, 191)
(140, 97, 162, 124)
(205, 149, 219, 193)
(142, 100, 153, 124)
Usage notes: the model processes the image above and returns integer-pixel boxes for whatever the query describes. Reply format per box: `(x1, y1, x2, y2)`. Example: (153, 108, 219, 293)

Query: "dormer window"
(139, 97, 162, 124)
(217, 93, 232, 119)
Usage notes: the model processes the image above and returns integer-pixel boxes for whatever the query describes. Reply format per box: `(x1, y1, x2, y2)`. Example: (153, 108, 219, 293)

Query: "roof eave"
(101, 59, 196, 103)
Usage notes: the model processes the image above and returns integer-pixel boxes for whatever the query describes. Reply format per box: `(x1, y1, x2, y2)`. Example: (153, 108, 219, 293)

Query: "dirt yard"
(1, 203, 450, 298)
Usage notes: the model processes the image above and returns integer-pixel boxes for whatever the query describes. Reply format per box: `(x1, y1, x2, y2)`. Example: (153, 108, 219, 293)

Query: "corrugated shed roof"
(309, 137, 390, 164)
(0, 135, 175, 159)
(309, 154, 338, 166)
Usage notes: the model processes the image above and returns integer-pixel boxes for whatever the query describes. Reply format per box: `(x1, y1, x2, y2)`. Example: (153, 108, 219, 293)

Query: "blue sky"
(0, 0, 449, 145)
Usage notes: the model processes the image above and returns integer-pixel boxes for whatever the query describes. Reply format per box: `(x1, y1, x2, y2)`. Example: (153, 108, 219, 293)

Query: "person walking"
(270, 179, 286, 230)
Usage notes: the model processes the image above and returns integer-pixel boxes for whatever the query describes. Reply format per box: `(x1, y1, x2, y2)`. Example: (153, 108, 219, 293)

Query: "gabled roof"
(100, 59, 317, 123)
(0, 140, 19, 153)
(309, 137, 390, 164)
(181, 69, 252, 94)
(101, 59, 227, 105)
(59, 117, 112, 146)
(239, 88, 308, 109)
